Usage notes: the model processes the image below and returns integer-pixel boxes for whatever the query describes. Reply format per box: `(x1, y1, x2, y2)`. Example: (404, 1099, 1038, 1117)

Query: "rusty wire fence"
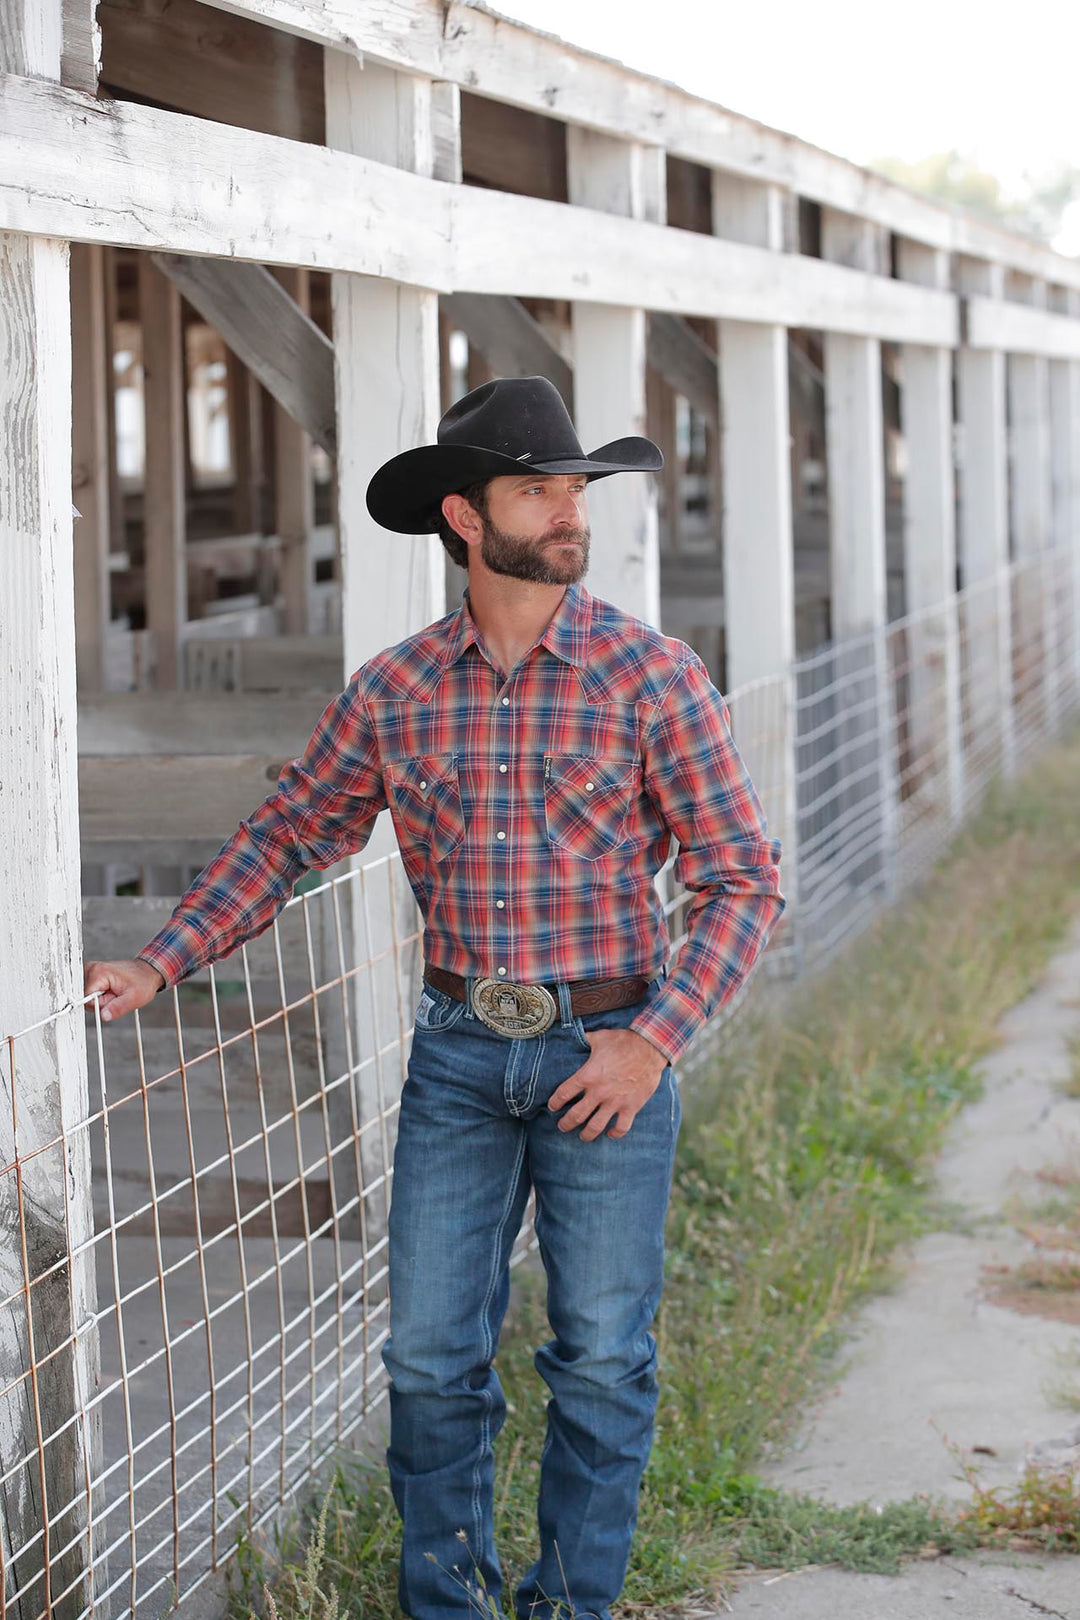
(3, 549, 1080, 1620)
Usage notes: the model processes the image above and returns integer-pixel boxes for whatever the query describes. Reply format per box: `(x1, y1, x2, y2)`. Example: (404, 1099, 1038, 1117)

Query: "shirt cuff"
(136, 943, 189, 993)
(629, 979, 704, 1069)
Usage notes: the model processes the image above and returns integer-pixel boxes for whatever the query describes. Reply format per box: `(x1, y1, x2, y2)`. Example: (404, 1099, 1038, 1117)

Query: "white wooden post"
(896, 239, 963, 824)
(324, 51, 444, 1279)
(326, 57, 444, 677)
(271, 265, 315, 634)
(956, 257, 1015, 778)
(139, 254, 187, 688)
(1049, 292, 1080, 720)
(568, 130, 663, 626)
(821, 210, 898, 894)
(712, 172, 798, 923)
(70, 241, 111, 694)
(1007, 275, 1054, 736)
(0, 4, 102, 1615)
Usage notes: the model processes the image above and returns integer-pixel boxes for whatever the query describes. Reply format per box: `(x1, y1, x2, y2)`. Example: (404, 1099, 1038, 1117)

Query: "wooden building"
(3, 2, 1080, 1615)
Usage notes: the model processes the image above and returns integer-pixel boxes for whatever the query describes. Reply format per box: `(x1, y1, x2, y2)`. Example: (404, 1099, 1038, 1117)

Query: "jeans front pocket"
(413, 981, 467, 1033)
(543, 753, 639, 862)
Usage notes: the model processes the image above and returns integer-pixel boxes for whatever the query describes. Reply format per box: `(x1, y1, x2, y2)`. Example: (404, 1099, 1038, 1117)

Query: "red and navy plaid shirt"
(138, 583, 784, 1065)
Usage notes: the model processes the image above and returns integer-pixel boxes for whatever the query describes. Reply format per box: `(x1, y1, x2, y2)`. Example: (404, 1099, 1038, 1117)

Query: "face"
(448, 474, 591, 586)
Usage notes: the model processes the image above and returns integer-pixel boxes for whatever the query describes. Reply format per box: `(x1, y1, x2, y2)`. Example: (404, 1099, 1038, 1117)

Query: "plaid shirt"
(137, 583, 784, 1065)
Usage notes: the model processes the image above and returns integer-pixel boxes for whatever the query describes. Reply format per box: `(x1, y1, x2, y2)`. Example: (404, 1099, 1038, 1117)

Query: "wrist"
(626, 1026, 668, 1071)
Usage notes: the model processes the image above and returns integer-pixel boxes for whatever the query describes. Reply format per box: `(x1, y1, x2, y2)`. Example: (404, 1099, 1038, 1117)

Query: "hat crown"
(437, 376, 584, 464)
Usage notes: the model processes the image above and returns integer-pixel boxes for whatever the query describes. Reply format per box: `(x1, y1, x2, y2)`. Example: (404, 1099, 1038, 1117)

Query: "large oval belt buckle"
(472, 978, 558, 1038)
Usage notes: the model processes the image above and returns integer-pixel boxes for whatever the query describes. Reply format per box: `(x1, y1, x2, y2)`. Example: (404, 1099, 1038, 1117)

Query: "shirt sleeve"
(628, 650, 786, 1066)
(136, 672, 386, 989)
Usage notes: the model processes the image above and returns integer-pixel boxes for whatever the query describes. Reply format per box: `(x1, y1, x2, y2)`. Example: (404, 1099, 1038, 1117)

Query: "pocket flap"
(543, 754, 637, 796)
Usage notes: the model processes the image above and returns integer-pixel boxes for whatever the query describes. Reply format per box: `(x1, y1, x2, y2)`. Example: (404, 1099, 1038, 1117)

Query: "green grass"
(230, 731, 1080, 1618)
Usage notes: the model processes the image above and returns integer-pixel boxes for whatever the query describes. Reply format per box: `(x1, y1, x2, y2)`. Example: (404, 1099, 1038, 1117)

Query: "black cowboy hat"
(365, 375, 663, 535)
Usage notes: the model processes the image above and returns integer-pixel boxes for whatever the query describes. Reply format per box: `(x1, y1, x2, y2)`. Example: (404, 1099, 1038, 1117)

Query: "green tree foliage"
(870, 148, 1080, 246)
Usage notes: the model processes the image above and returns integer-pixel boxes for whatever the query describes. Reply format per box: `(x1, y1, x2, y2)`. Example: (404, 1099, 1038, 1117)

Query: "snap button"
(585, 781, 595, 792)
(497, 966, 507, 977)
(499, 763, 508, 773)
(501, 697, 510, 707)
(419, 778, 428, 790)
(496, 899, 505, 909)
(497, 830, 506, 840)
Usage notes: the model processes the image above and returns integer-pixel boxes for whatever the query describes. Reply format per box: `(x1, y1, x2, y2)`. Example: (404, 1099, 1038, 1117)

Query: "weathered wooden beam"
(70, 241, 111, 691)
(151, 251, 337, 455)
(0, 9, 102, 1617)
(441, 292, 572, 402)
(60, 0, 100, 94)
(139, 255, 187, 688)
(324, 50, 445, 1281)
(821, 209, 898, 891)
(713, 173, 798, 910)
(964, 294, 1080, 359)
(956, 258, 1014, 775)
(2, 78, 976, 346)
(568, 129, 660, 624)
(270, 264, 316, 631)
(77, 690, 336, 755)
(646, 312, 717, 420)
(896, 238, 963, 822)
(198, 0, 1080, 289)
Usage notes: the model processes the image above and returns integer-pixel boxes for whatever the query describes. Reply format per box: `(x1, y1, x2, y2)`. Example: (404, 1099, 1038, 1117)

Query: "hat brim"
(366, 437, 663, 535)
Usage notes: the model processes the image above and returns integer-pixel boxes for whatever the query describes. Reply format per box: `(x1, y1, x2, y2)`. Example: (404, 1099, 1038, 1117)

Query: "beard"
(479, 514, 591, 585)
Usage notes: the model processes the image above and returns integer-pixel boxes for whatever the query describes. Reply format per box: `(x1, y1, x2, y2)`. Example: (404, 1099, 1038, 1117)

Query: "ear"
(441, 491, 484, 547)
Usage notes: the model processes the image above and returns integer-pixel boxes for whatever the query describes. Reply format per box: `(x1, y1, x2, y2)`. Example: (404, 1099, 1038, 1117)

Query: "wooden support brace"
(151, 251, 337, 456)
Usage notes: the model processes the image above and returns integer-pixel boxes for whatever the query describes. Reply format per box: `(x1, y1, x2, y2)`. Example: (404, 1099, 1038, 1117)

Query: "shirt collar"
(442, 582, 591, 673)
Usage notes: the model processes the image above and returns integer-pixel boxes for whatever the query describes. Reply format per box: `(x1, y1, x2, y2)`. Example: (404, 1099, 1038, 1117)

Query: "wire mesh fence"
(3, 549, 1079, 1620)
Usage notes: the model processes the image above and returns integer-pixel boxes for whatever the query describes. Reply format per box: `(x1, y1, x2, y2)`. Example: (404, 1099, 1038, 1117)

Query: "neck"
(465, 568, 571, 677)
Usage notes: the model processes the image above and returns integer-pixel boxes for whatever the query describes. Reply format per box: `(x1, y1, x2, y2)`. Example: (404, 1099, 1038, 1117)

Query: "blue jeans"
(382, 972, 682, 1620)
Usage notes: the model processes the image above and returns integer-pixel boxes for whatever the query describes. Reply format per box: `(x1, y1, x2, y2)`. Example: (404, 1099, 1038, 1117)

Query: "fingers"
(83, 960, 160, 1024)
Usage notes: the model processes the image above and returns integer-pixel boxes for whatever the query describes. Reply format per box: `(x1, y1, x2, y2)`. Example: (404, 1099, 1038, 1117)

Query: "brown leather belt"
(424, 963, 650, 1019)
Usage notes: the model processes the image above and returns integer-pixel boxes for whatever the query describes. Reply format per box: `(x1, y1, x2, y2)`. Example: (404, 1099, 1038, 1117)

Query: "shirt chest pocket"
(384, 753, 466, 863)
(543, 754, 639, 863)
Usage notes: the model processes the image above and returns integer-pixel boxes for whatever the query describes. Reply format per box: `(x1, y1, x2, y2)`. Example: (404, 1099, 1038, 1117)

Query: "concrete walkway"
(724, 917, 1080, 1617)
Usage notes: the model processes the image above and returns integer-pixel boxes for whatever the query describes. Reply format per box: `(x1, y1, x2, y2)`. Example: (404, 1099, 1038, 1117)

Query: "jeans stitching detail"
(520, 1031, 546, 1112)
(470, 1129, 528, 1555)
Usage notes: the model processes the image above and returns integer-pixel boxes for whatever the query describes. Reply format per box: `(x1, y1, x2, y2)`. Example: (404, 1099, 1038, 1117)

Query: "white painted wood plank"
(0, 8, 101, 1612)
(200, 0, 1080, 289)
(70, 240, 110, 692)
(441, 292, 572, 401)
(956, 258, 1014, 776)
(0, 77, 983, 345)
(896, 240, 963, 821)
(965, 295, 1080, 359)
(714, 174, 797, 912)
(568, 126, 659, 626)
(271, 263, 315, 633)
(77, 692, 336, 755)
(821, 211, 898, 895)
(139, 254, 187, 688)
(151, 252, 337, 455)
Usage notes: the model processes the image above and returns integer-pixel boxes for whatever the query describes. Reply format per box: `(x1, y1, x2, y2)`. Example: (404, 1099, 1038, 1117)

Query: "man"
(85, 376, 784, 1620)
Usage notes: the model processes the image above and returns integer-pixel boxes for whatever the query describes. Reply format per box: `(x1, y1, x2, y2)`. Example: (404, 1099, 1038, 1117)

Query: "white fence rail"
(2, 550, 1079, 1619)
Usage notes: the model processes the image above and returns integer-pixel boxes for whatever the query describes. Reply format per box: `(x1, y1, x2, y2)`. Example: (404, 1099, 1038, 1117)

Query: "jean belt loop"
(463, 974, 477, 1020)
(555, 980, 574, 1028)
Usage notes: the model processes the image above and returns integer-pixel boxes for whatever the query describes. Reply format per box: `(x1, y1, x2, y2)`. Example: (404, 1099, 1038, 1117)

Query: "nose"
(553, 483, 585, 524)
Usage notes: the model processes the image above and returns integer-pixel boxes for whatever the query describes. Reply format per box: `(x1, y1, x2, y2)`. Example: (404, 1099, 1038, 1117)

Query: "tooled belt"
(423, 963, 650, 1038)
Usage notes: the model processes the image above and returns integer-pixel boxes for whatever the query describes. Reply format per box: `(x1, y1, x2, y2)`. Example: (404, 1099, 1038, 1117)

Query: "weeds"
(234, 732, 1080, 1615)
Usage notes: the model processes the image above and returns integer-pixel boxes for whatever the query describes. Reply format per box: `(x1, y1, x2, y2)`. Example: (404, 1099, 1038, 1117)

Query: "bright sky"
(492, 0, 1080, 254)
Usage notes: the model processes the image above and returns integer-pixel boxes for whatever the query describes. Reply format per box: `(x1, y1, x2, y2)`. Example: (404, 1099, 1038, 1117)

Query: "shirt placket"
(491, 675, 516, 981)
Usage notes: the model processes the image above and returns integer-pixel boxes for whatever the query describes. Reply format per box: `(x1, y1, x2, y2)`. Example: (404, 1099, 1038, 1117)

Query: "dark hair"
(436, 479, 491, 569)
